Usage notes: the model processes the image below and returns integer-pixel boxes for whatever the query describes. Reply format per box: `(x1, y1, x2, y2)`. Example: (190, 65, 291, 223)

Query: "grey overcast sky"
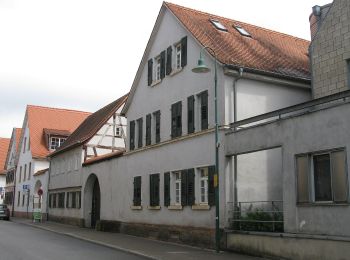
(0, 0, 331, 138)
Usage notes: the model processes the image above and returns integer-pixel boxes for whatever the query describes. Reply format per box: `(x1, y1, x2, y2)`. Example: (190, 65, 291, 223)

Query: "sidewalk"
(11, 217, 264, 260)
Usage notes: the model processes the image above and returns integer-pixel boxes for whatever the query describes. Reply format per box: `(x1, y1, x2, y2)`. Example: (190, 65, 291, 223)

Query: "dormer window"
(50, 137, 66, 151)
(210, 19, 228, 32)
(234, 25, 251, 37)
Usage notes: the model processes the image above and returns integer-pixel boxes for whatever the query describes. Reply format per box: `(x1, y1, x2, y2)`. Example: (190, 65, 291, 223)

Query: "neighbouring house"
(225, 1, 350, 259)
(46, 1, 312, 249)
(47, 94, 127, 226)
(3, 128, 22, 214)
(0, 138, 11, 204)
(13, 105, 91, 219)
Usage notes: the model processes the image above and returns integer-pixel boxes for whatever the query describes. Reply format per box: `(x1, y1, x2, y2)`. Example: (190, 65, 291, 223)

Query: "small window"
(296, 149, 348, 204)
(174, 172, 181, 205)
(50, 137, 66, 150)
(234, 25, 251, 37)
(199, 168, 209, 204)
(210, 19, 228, 32)
(115, 126, 122, 137)
(175, 43, 182, 70)
(155, 56, 161, 81)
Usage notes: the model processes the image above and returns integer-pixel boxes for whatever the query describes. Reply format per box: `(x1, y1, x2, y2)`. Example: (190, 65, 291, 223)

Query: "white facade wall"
(47, 8, 311, 230)
(0, 176, 5, 204)
(14, 121, 49, 215)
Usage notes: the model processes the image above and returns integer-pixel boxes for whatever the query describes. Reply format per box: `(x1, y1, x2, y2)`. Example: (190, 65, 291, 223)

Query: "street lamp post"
(192, 46, 220, 253)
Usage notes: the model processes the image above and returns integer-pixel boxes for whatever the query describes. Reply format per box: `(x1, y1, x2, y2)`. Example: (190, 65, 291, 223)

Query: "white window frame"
(199, 167, 209, 204)
(50, 137, 66, 151)
(155, 56, 161, 82)
(175, 43, 182, 70)
(174, 172, 181, 205)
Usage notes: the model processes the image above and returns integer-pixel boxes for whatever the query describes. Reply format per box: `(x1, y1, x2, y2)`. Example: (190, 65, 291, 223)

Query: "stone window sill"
(130, 205, 142, 210)
(147, 205, 161, 210)
(151, 79, 162, 87)
(168, 205, 183, 210)
(192, 204, 210, 210)
(170, 68, 182, 77)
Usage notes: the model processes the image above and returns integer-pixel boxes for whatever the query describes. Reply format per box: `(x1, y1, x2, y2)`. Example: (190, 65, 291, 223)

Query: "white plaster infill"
(125, 127, 222, 156)
(167, 205, 183, 210)
(130, 205, 143, 210)
(147, 206, 161, 210)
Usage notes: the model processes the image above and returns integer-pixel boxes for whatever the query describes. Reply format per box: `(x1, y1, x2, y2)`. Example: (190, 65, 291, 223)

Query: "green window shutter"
(171, 104, 177, 138)
(130, 121, 135, 150)
(148, 59, 153, 86)
(176, 101, 182, 137)
(187, 95, 195, 134)
(49, 194, 52, 208)
(208, 165, 215, 206)
(200, 91, 208, 130)
(146, 114, 151, 146)
(137, 118, 143, 148)
(77, 191, 81, 209)
(72, 192, 76, 208)
(166, 46, 172, 75)
(155, 111, 161, 143)
(150, 173, 160, 206)
(133, 176, 142, 206)
(160, 50, 166, 79)
(164, 172, 170, 207)
(66, 192, 70, 208)
(181, 169, 188, 206)
(181, 36, 187, 67)
(187, 168, 195, 205)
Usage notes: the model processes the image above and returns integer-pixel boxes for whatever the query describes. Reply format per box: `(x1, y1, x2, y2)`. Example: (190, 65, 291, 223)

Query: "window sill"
(168, 205, 183, 210)
(192, 204, 210, 210)
(150, 79, 162, 87)
(297, 202, 350, 207)
(147, 205, 161, 210)
(169, 68, 182, 77)
(131, 205, 143, 210)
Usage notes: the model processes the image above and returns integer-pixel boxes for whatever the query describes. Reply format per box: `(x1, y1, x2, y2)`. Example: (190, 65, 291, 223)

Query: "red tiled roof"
(0, 138, 10, 175)
(49, 94, 128, 157)
(15, 128, 22, 154)
(82, 150, 124, 166)
(33, 168, 48, 177)
(165, 2, 310, 80)
(26, 105, 91, 159)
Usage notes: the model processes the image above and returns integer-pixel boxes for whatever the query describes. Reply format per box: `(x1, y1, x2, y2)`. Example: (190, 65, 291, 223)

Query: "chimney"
(309, 3, 333, 40)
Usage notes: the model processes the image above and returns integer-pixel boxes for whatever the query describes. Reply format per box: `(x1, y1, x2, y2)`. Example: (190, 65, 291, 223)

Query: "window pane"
(331, 150, 348, 202)
(313, 154, 332, 201)
(296, 155, 309, 203)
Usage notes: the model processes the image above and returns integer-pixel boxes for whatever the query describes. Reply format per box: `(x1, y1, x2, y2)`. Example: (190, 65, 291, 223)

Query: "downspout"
(233, 68, 243, 213)
(46, 160, 51, 221)
(12, 167, 16, 217)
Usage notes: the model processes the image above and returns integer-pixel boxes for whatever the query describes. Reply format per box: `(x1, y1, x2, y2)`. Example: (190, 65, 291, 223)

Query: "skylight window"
(234, 25, 251, 37)
(210, 19, 228, 32)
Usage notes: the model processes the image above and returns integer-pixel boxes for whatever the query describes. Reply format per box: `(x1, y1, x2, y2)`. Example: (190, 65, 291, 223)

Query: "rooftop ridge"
(27, 104, 92, 115)
(164, 2, 310, 43)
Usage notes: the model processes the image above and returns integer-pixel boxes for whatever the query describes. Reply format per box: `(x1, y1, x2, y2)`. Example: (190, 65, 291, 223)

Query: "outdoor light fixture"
(192, 46, 220, 253)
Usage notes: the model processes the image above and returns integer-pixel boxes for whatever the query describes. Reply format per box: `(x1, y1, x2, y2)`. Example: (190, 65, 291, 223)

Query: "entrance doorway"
(91, 179, 100, 228)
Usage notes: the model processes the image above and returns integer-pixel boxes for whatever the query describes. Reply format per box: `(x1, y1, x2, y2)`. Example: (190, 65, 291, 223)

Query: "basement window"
(210, 19, 228, 32)
(234, 25, 251, 37)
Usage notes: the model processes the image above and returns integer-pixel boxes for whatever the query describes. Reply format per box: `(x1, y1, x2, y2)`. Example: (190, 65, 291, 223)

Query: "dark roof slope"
(165, 2, 310, 80)
(49, 94, 128, 157)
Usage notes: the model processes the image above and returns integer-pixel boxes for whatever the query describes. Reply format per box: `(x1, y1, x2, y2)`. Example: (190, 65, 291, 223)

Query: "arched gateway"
(84, 174, 101, 228)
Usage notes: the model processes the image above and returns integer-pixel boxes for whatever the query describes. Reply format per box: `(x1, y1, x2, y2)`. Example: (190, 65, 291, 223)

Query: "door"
(91, 180, 100, 228)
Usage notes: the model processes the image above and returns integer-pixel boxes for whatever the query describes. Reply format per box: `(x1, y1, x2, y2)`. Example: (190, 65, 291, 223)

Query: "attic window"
(234, 25, 251, 37)
(210, 19, 228, 32)
(50, 137, 66, 150)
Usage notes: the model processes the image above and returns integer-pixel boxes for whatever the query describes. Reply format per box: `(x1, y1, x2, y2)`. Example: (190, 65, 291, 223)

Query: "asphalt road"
(0, 220, 146, 260)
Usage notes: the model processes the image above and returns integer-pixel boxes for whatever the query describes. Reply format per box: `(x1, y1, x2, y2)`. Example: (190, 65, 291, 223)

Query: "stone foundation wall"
(14, 211, 48, 220)
(226, 231, 350, 260)
(97, 220, 217, 249)
(49, 215, 84, 227)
